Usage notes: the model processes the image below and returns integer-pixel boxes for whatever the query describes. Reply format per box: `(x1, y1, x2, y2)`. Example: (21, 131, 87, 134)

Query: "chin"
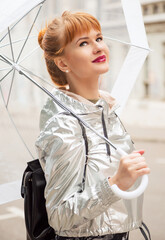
(98, 66, 109, 74)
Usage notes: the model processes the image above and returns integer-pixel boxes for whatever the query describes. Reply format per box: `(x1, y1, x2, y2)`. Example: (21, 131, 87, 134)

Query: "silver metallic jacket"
(35, 89, 143, 237)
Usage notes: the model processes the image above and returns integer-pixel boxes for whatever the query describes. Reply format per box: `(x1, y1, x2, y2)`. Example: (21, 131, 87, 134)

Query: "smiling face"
(62, 29, 110, 80)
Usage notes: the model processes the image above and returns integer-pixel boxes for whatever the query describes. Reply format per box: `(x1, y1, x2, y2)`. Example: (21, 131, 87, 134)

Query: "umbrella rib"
(0, 35, 36, 49)
(16, 4, 44, 63)
(18, 46, 39, 65)
(0, 56, 10, 64)
(0, 0, 46, 43)
(0, 69, 13, 83)
(0, 55, 13, 82)
(0, 54, 13, 71)
(0, 67, 11, 72)
(0, 50, 15, 107)
(0, 54, 117, 150)
(104, 36, 151, 51)
(20, 69, 117, 150)
(0, 85, 34, 159)
(6, 70, 15, 108)
(20, 66, 54, 88)
(8, 27, 15, 62)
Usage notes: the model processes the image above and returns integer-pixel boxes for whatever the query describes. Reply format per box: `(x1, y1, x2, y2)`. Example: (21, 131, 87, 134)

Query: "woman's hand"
(109, 150, 150, 191)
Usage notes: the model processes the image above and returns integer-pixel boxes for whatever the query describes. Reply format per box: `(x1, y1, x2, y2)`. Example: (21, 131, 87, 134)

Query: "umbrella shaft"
(20, 69, 117, 150)
(0, 54, 117, 150)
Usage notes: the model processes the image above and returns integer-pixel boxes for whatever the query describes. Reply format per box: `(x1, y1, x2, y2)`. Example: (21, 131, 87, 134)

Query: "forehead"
(72, 29, 102, 43)
(63, 15, 101, 45)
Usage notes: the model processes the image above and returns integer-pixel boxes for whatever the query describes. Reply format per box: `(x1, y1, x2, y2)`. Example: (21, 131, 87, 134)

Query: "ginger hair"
(38, 11, 101, 86)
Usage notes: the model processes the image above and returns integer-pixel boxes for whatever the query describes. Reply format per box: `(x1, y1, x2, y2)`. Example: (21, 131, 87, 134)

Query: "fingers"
(120, 151, 150, 176)
(134, 159, 147, 170)
(129, 156, 146, 166)
(133, 149, 145, 155)
(137, 167, 151, 176)
(129, 158, 148, 173)
(121, 151, 143, 161)
(116, 149, 150, 190)
(122, 149, 145, 160)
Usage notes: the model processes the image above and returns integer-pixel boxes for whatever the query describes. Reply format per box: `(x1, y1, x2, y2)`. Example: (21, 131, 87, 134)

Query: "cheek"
(67, 51, 89, 68)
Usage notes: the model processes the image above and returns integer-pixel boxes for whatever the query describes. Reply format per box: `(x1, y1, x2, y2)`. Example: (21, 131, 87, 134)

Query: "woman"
(35, 11, 150, 240)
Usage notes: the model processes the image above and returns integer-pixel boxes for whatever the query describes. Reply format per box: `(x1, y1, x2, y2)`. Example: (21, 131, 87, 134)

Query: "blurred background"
(0, 0, 165, 239)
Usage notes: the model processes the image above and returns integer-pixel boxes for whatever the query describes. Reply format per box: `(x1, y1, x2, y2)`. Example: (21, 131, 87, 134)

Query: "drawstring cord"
(78, 121, 88, 192)
(98, 106, 111, 157)
(101, 110, 111, 157)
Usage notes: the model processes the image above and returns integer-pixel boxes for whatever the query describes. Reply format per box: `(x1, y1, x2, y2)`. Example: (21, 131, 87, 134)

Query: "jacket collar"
(51, 87, 119, 113)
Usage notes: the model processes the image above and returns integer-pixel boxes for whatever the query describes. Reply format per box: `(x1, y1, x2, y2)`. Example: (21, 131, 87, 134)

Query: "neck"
(67, 75, 100, 100)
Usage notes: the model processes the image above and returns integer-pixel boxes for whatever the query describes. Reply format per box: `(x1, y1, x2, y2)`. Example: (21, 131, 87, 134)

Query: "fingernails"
(137, 150, 145, 155)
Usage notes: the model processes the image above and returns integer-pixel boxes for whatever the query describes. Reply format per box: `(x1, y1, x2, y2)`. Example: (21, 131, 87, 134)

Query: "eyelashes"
(79, 37, 103, 47)
(79, 41, 88, 47)
(96, 36, 103, 42)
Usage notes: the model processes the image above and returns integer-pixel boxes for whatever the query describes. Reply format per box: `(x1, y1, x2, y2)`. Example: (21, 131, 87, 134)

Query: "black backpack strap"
(139, 222, 151, 240)
(21, 159, 55, 240)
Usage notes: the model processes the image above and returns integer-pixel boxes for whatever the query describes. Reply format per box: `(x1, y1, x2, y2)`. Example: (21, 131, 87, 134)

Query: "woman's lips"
(92, 55, 106, 63)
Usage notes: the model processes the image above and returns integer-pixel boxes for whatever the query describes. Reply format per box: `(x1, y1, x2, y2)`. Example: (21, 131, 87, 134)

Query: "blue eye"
(79, 37, 103, 47)
(79, 41, 88, 47)
(96, 37, 103, 42)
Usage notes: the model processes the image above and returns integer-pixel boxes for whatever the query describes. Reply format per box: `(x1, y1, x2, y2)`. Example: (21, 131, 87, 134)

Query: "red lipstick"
(92, 55, 106, 63)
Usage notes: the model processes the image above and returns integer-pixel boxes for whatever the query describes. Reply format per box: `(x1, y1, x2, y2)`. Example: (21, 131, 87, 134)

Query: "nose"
(93, 41, 103, 54)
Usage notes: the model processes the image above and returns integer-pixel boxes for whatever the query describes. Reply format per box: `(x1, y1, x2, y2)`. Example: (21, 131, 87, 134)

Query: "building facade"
(93, 0, 165, 100)
(141, 0, 165, 100)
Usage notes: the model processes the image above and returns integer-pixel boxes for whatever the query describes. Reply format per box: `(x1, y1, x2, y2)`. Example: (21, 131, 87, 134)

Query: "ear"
(54, 57, 70, 73)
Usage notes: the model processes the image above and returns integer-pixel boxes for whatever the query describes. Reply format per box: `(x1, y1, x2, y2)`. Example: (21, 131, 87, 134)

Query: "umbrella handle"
(111, 148, 148, 199)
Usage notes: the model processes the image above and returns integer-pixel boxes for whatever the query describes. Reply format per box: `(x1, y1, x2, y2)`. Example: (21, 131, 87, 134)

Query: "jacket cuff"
(101, 178, 121, 206)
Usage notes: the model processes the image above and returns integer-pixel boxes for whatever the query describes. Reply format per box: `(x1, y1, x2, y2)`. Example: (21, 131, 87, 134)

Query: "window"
(143, 6, 148, 15)
(153, 4, 158, 14)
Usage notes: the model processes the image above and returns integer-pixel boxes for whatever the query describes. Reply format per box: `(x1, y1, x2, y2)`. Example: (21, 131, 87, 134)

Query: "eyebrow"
(76, 33, 102, 44)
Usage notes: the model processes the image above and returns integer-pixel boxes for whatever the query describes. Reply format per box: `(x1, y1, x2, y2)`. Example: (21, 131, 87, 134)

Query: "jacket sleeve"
(35, 114, 120, 232)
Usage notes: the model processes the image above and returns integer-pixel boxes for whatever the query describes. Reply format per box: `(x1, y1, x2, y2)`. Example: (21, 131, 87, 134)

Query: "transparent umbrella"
(0, 0, 151, 204)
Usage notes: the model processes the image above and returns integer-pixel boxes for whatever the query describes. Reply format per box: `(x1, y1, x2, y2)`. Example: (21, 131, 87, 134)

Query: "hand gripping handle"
(110, 148, 148, 200)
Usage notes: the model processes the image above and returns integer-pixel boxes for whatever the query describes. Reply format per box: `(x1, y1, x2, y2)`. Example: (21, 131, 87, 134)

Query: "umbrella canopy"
(0, 0, 151, 204)
(0, 0, 44, 34)
(109, 0, 150, 112)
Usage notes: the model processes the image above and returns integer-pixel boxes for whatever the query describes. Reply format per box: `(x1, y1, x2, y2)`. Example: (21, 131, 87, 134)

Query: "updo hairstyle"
(38, 11, 101, 86)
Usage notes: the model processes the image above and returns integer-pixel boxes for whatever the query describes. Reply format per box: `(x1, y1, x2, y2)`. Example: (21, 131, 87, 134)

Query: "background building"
(141, 0, 165, 100)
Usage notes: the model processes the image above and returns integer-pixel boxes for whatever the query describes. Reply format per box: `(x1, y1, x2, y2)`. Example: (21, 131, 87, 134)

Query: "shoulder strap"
(139, 222, 151, 240)
(21, 159, 55, 240)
